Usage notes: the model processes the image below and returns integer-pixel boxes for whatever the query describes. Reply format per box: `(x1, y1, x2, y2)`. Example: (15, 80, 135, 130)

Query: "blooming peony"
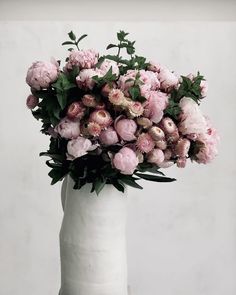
(67, 137, 98, 160)
(66, 49, 98, 70)
(143, 91, 168, 123)
(99, 127, 119, 145)
(76, 69, 99, 90)
(158, 68, 178, 91)
(178, 97, 207, 135)
(115, 118, 137, 141)
(98, 59, 119, 76)
(26, 60, 59, 90)
(113, 147, 139, 175)
(54, 117, 80, 139)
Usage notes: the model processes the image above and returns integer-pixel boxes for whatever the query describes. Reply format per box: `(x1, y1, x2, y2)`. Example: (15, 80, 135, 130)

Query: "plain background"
(0, 1, 236, 295)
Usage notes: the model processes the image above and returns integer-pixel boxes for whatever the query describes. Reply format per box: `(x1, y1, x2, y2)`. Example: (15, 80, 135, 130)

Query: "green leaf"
(119, 176, 143, 189)
(129, 85, 140, 100)
(77, 34, 88, 44)
(111, 180, 125, 193)
(48, 168, 66, 185)
(135, 173, 176, 183)
(68, 31, 76, 41)
(62, 41, 75, 46)
(56, 91, 67, 109)
(106, 44, 117, 50)
(93, 178, 107, 195)
(117, 31, 129, 41)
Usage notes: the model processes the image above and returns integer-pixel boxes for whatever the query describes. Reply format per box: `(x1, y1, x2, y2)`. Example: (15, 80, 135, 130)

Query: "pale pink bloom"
(177, 157, 187, 168)
(99, 127, 119, 145)
(26, 94, 39, 109)
(113, 147, 139, 175)
(136, 133, 155, 153)
(158, 68, 179, 92)
(147, 148, 165, 166)
(136, 117, 153, 129)
(108, 89, 124, 105)
(66, 49, 98, 70)
(139, 70, 160, 91)
(98, 59, 119, 76)
(26, 60, 59, 90)
(76, 69, 98, 90)
(67, 102, 85, 119)
(143, 91, 168, 123)
(87, 122, 101, 137)
(160, 117, 177, 134)
(178, 97, 207, 135)
(101, 83, 116, 97)
(54, 117, 80, 139)
(67, 137, 98, 160)
(128, 101, 144, 117)
(89, 109, 112, 128)
(195, 120, 219, 164)
(148, 126, 165, 141)
(82, 94, 97, 107)
(147, 61, 164, 73)
(115, 118, 137, 141)
(175, 138, 191, 157)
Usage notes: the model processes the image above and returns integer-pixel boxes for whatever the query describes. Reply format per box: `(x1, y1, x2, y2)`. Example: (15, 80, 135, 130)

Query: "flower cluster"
(26, 30, 219, 194)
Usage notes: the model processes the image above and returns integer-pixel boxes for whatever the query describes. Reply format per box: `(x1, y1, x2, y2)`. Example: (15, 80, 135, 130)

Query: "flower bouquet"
(26, 30, 219, 194)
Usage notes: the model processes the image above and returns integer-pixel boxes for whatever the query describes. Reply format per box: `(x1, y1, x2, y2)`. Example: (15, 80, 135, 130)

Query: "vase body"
(59, 176, 128, 295)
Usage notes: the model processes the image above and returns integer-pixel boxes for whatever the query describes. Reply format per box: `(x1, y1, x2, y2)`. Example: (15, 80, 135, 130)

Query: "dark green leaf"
(106, 44, 117, 50)
(76, 34, 88, 44)
(62, 41, 75, 46)
(68, 31, 76, 41)
(135, 173, 176, 183)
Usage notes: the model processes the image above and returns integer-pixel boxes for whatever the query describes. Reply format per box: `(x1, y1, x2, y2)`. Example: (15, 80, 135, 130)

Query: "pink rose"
(147, 148, 165, 166)
(67, 102, 85, 119)
(98, 59, 119, 76)
(66, 49, 98, 70)
(26, 60, 59, 90)
(26, 94, 39, 109)
(54, 117, 80, 139)
(178, 97, 207, 135)
(136, 133, 155, 153)
(67, 137, 98, 160)
(115, 118, 137, 141)
(195, 120, 219, 164)
(158, 68, 178, 92)
(76, 69, 99, 90)
(143, 91, 168, 123)
(113, 147, 139, 175)
(99, 127, 119, 145)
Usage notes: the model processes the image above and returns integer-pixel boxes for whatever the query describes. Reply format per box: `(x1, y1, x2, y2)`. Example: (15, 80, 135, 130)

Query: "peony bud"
(26, 94, 39, 109)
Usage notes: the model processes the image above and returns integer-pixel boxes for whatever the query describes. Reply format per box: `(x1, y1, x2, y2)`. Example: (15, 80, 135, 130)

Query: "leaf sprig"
(62, 30, 88, 51)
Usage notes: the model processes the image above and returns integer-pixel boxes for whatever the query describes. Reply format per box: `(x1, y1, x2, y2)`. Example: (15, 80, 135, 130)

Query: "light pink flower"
(26, 95, 39, 109)
(113, 147, 139, 175)
(26, 60, 59, 90)
(76, 69, 98, 90)
(128, 101, 144, 117)
(99, 127, 119, 145)
(148, 126, 165, 141)
(66, 49, 98, 70)
(160, 117, 177, 134)
(178, 97, 207, 135)
(108, 89, 124, 105)
(98, 59, 119, 76)
(67, 137, 98, 160)
(195, 120, 219, 164)
(143, 91, 168, 123)
(139, 70, 160, 92)
(136, 133, 155, 153)
(101, 83, 116, 97)
(158, 68, 178, 92)
(115, 118, 137, 141)
(89, 109, 112, 128)
(147, 148, 165, 166)
(82, 94, 97, 107)
(54, 117, 80, 139)
(67, 102, 85, 119)
(147, 61, 164, 73)
(200, 80, 208, 97)
(118, 70, 136, 96)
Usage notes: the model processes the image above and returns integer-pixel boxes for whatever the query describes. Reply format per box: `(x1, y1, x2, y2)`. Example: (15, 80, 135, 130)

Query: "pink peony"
(99, 127, 119, 145)
(26, 60, 59, 90)
(67, 137, 98, 160)
(147, 61, 164, 73)
(143, 91, 168, 123)
(136, 133, 155, 153)
(178, 97, 207, 135)
(139, 70, 160, 92)
(54, 117, 80, 139)
(66, 49, 98, 70)
(147, 148, 165, 166)
(113, 147, 139, 175)
(98, 59, 119, 76)
(67, 102, 85, 119)
(195, 120, 219, 164)
(158, 68, 178, 92)
(76, 69, 98, 90)
(89, 109, 112, 128)
(115, 118, 137, 141)
(26, 94, 39, 109)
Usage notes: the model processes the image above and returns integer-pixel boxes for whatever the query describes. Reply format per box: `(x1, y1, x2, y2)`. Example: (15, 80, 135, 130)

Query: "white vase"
(59, 176, 128, 295)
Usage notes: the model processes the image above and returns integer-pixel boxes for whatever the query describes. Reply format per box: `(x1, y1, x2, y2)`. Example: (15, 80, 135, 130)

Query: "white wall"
(0, 3, 236, 295)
